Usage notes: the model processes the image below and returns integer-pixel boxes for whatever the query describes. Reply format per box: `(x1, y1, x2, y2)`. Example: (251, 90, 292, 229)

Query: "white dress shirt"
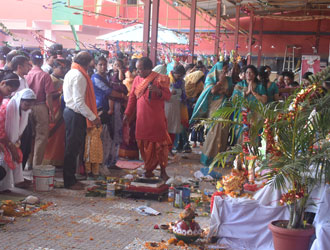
(11, 74, 28, 96)
(41, 63, 52, 74)
(63, 69, 96, 121)
(17, 75, 28, 92)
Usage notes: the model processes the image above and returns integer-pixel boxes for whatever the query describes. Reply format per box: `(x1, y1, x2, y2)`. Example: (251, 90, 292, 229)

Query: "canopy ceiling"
(179, 0, 330, 19)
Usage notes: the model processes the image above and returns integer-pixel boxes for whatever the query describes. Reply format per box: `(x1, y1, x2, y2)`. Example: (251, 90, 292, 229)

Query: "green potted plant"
(262, 68, 330, 250)
(205, 66, 330, 250)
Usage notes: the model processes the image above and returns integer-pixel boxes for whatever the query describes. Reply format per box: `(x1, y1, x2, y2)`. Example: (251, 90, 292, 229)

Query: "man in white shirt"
(11, 55, 31, 92)
(41, 51, 56, 75)
(63, 51, 101, 190)
(11, 55, 33, 171)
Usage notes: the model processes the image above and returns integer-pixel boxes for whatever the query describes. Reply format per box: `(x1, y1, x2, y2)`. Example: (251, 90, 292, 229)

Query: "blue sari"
(190, 62, 232, 123)
(190, 62, 233, 166)
(91, 73, 112, 111)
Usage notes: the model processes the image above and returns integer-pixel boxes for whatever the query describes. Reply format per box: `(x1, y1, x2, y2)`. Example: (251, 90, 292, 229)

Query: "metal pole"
(150, 0, 160, 66)
(315, 20, 321, 54)
(214, 0, 221, 63)
(70, 25, 80, 51)
(257, 18, 263, 67)
(188, 0, 197, 63)
(143, 0, 151, 57)
(247, 9, 254, 65)
(234, 0, 241, 53)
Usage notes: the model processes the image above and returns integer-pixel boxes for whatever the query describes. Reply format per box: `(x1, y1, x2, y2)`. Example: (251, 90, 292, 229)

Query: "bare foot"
(144, 172, 155, 178)
(160, 171, 170, 182)
(67, 182, 85, 190)
(15, 179, 32, 189)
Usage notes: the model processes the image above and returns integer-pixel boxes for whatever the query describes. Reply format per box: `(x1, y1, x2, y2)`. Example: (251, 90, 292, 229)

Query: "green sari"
(190, 62, 233, 166)
(232, 80, 267, 145)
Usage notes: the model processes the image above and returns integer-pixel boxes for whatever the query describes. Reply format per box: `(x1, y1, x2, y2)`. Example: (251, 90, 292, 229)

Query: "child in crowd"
(107, 59, 127, 115)
(184, 69, 205, 148)
(84, 127, 103, 180)
(105, 59, 128, 169)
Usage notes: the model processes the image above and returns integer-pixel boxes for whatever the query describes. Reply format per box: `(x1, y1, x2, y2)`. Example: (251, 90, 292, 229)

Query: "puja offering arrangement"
(172, 204, 203, 244)
(215, 156, 266, 199)
(0, 197, 53, 220)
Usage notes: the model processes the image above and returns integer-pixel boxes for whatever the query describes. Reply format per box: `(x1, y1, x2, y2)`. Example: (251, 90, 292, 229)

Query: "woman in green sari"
(232, 65, 267, 146)
(190, 61, 233, 166)
(233, 65, 267, 104)
(259, 66, 279, 103)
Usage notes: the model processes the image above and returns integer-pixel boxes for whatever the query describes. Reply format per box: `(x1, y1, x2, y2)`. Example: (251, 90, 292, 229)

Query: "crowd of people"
(0, 43, 319, 192)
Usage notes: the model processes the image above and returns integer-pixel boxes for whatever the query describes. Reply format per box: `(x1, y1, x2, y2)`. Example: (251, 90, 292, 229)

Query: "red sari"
(43, 75, 65, 166)
(119, 72, 139, 159)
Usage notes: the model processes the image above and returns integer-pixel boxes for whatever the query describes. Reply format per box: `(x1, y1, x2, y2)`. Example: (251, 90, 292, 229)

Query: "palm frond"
(209, 144, 243, 172)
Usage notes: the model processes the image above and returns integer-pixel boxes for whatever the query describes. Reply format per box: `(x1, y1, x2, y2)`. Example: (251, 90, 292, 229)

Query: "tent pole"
(70, 25, 80, 51)
(234, 0, 241, 53)
(150, 0, 160, 66)
(214, 0, 221, 63)
(143, 0, 151, 57)
(247, 9, 254, 65)
(188, 0, 197, 63)
(315, 19, 321, 54)
(257, 18, 263, 67)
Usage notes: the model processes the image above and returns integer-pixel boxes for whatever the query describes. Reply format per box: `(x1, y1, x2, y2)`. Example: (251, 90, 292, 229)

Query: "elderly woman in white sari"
(0, 88, 36, 192)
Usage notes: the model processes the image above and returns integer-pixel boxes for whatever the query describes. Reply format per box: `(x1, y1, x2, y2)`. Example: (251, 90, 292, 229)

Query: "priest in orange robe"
(124, 57, 171, 180)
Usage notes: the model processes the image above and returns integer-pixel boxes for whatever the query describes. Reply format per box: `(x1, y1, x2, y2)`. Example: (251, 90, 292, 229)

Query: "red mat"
(116, 160, 144, 170)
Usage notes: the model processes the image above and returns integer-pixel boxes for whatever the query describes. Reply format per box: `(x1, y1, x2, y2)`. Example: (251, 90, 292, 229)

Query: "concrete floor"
(0, 148, 228, 250)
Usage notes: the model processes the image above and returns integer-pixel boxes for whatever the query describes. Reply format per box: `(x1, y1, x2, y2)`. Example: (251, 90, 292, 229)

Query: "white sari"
(0, 88, 36, 191)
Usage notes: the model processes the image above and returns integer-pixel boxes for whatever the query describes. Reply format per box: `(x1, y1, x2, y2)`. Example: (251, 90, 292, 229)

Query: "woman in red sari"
(119, 58, 139, 159)
(43, 60, 66, 166)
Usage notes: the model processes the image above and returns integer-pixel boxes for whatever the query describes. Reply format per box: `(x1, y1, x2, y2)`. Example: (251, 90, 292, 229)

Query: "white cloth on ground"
(310, 185, 330, 250)
(209, 196, 289, 250)
(254, 182, 326, 213)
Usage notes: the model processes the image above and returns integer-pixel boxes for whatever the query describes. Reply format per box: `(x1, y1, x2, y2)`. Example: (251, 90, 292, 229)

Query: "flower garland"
(265, 83, 324, 160)
(279, 189, 305, 206)
(242, 109, 250, 155)
(21, 202, 54, 217)
(210, 191, 225, 213)
(264, 118, 281, 157)
(0, 22, 19, 41)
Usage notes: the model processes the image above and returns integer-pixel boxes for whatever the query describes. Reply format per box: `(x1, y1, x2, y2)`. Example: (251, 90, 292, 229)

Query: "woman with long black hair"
(259, 65, 279, 103)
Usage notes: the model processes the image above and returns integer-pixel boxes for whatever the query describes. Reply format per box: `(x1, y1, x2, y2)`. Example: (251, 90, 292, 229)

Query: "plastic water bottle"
(106, 182, 115, 198)
(168, 185, 174, 202)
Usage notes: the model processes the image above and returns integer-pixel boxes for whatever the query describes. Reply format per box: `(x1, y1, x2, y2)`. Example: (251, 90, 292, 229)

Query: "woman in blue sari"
(91, 57, 126, 173)
(190, 61, 233, 166)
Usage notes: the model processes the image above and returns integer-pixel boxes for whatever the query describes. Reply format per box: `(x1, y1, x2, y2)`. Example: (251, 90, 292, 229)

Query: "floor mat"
(116, 160, 144, 170)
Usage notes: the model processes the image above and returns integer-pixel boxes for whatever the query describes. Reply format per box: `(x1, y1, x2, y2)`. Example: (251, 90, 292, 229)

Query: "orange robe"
(124, 72, 171, 172)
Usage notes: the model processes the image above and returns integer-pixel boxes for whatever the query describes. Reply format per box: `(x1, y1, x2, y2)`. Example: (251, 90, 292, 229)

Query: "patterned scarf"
(134, 71, 158, 99)
(71, 63, 98, 128)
